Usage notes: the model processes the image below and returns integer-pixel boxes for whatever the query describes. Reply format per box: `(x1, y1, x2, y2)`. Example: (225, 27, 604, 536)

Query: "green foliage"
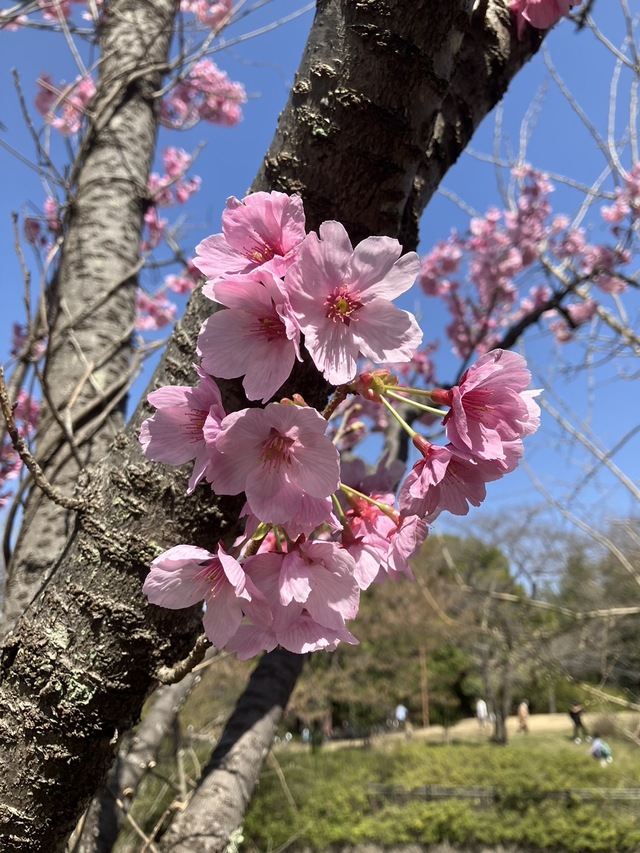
(243, 734, 640, 852)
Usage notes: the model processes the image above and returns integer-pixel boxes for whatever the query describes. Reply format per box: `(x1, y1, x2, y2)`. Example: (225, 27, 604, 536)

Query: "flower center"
(184, 409, 207, 444)
(324, 284, 363, 326)
(196, 558, 225, 597)
(254, 313, 286, 342)
(245, 240, 276, 265)
(259, 428, 295, 471)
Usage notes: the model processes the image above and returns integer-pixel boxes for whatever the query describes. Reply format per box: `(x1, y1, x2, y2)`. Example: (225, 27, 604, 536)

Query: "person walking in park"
(476, 698, 489, 733)
(569, 700, 589, 743)
(517, 699, 530, 734)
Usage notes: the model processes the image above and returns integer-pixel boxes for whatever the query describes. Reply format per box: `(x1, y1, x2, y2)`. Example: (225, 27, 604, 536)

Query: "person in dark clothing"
(569, 700, 589, 743)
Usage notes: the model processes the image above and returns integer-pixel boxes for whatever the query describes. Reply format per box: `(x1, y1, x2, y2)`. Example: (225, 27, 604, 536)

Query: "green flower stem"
(386, 389, 447, 418)
(340, 483, 397, 520)
(379, 393, 418, 438)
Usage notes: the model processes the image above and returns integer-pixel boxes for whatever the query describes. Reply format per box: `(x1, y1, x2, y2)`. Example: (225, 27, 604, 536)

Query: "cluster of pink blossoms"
(136, 149, 204, 331)
(35, 73, 96, 136)
(159, 59, 246, 130)
(419, 165, 635, 352)
(180, 0, 232, 28)
(139, 191, 541, 659)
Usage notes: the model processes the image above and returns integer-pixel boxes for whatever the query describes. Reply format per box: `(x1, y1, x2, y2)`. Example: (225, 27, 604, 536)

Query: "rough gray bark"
(74, 648, 217, 853)
(2, 0, 177, 632)
(0, 0, 554, 850)
(159, 650, 306, 853)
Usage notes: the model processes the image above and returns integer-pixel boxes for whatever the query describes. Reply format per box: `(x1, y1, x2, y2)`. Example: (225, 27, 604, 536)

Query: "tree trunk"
(73, 648, 217, 853)
(2, 0, 178, 632)
(159, 650, 305, 853)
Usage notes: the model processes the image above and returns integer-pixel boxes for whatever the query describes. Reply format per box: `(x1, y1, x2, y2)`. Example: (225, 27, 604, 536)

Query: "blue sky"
(0, 1, 638, 536)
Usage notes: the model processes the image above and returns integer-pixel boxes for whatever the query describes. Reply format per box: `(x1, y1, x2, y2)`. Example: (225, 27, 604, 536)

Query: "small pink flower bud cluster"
(180, 0, 232, 28)
(136, 149, 204, 331)
(11, 324, 47, 362)
(35, 73, 96, 136)
(419, 165, 635, 350)
(159, 59, 246, 130)
(0, 391, 40, 510)
(601, 163, 640, 230)
(23, 197, 63, 256)
(139, 192, 541, 659)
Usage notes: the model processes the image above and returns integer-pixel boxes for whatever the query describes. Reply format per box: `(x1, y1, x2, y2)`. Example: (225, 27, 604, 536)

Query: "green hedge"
(243, 738, 640, 852)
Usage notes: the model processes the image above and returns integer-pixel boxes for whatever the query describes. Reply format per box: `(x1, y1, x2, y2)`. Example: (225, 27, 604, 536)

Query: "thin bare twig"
(0, 365, 84, 511)
(157, 634, 212, 684)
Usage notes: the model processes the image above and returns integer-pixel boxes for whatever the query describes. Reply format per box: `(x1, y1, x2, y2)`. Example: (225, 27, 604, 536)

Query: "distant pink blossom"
(44, 197, 62, 234)
(139, 367, 226, 492)
(285, 221, 422, 385)
(160, 59, 246, 129)
(0, 12, 27, 29)
(175, 176, 202, 204)
(181, 0, 232, 28)
(135, 291, 177, 331)
(141, 207, 168, 252)
(143, 544, 266, 649)
(211, 403, 340, 524)
(36, 74, 96, 136)
(10, 324, 46, 360)
(163, 146, 192, 178)
(37, 0, 79, 21)
(23, 218, 43, 246)
(13, 390, 40, 430)
(194, 191, 306, 281)
(430, 350, 541, 460)
(197, 270, 301, 403)
(566, 300, 598, 326)
(164, 260, 201, 295)
(602, 165, 640, 228)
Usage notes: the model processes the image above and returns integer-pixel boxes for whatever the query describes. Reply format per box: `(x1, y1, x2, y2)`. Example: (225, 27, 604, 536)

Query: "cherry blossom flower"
(398, 443, 496, 520)
(44, 196, 62, 234)
(135, 291, 177, 331)
(386, 514, 428, 581)
(211, 403, 340, 524)
(164, 260, 201, 295)
(430, 349, 541, 460)
(194, 191, 306, 281)
(279, 540, 360, 629)
(399, 438, 524, 521)
(181, 0, 232, 28)
(35, 74, 96, 136)
(143, 544, 267, 649)
(197, 270, 301, 402)
(159, 59, 246, 129)
(225, 552, 359, 658)
(285, 221, 422, 385)
(511, 0, 574, 38)
(139, 367, 226, 492)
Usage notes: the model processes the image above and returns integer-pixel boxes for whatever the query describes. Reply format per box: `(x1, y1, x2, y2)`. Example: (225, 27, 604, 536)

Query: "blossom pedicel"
(139, 191, 541, 658)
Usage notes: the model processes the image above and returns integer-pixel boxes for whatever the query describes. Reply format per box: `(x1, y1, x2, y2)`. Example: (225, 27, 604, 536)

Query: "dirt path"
(393, 710, 637, 743)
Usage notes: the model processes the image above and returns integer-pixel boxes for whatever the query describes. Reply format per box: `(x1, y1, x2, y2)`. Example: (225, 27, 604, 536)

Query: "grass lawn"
(242, 728, 640, 852)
